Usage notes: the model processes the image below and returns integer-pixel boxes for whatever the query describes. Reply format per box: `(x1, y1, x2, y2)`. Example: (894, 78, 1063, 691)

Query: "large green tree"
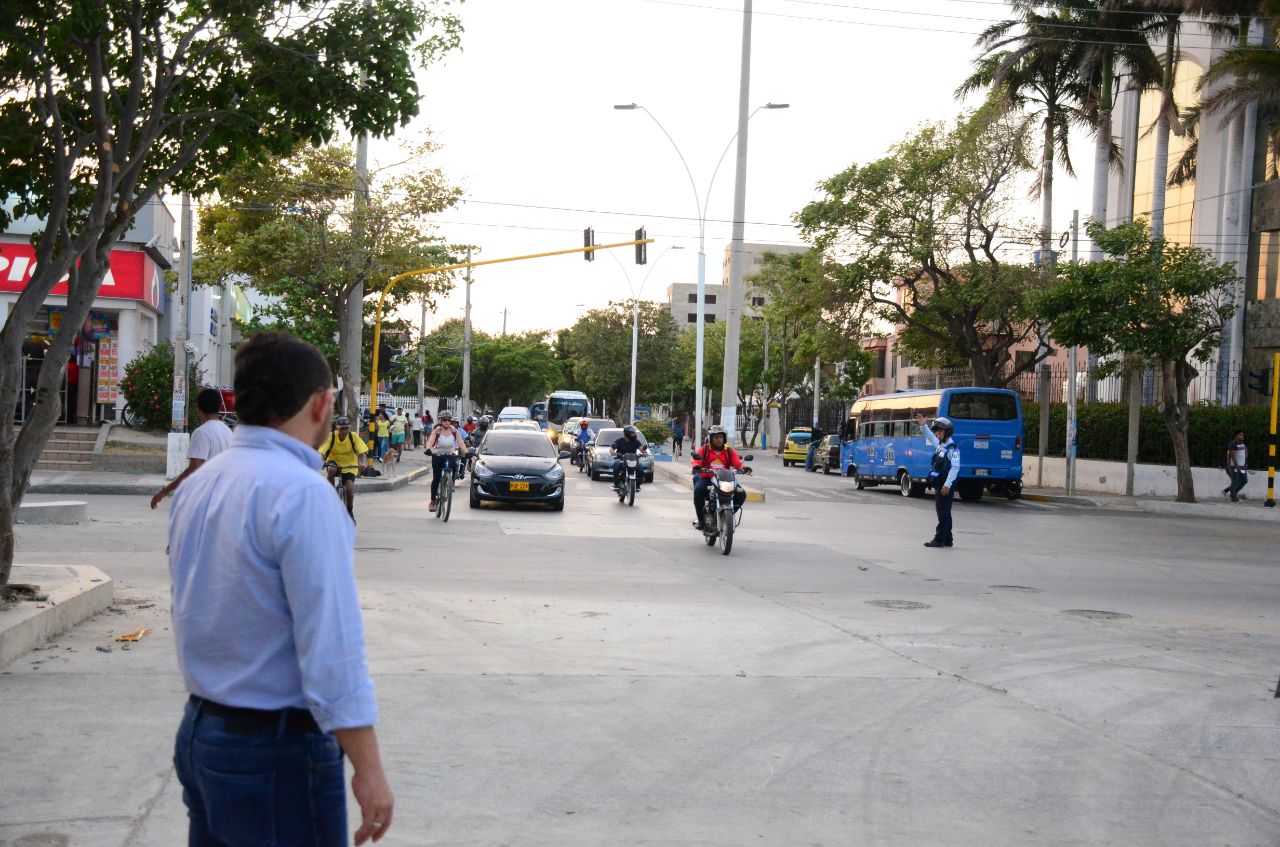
(420, 319, 563, 413)
(797, 103, 1044, 388)
(194, 142, 461, 410)
(1037, 220, 1237, 503)
(0, 0, 461, 594)
(558, 302, 682, 419)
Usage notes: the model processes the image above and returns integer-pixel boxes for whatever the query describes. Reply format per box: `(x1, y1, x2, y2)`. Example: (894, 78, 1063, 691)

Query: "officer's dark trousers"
(933, 486, 954, 544)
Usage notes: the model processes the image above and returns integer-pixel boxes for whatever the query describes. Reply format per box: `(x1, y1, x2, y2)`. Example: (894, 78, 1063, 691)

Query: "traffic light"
(635, 227, 647, 265)
(1248, 368, 1274, 396)
(583, 227, 595, 262)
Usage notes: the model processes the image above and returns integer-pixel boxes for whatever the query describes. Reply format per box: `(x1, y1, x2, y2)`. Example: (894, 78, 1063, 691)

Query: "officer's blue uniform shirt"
(922, 426, 961, 489)
(168, 425, 376, 734)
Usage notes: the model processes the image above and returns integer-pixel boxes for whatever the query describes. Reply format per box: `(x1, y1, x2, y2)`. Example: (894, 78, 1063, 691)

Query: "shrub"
(634, 418, 672, 447)
(1023, 401, 1270, 471)
(119, 341, 202, 431)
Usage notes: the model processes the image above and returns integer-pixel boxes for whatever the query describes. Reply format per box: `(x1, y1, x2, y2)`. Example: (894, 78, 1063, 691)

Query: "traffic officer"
(915, 412, 960, 548)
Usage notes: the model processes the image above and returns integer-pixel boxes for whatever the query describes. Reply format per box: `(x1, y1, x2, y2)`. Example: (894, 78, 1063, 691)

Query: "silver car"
(586, 428, 654, 483)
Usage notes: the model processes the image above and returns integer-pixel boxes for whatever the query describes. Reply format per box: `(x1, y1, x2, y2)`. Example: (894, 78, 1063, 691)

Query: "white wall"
(1031, 455, 1236, 498)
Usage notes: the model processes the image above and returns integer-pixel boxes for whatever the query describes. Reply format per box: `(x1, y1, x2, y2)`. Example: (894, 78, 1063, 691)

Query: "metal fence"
(908, 360, 1251, 407)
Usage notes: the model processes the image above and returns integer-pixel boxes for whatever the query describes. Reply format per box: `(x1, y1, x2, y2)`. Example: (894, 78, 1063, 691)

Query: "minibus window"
(947, 393, 1018, 420)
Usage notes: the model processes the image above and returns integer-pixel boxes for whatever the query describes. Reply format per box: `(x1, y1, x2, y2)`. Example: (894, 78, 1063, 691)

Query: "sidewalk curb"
(654, 461, 766, 503)
(1021, 492, 1104, 508)
(26, 464, 431, 496)
(0, 564, 114, 669)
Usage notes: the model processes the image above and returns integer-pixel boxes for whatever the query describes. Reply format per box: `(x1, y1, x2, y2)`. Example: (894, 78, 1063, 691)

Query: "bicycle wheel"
(121, 405, 139, 428)
(718, 507, 733, 555)
(440, 471, 454, 523)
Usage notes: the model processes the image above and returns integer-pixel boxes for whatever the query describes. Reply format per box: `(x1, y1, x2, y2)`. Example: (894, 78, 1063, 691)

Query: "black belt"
(189, 694, 322, 735)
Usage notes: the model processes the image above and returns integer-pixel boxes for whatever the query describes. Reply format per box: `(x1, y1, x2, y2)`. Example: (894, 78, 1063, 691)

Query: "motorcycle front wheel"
(627, 474, 636, 506)
(718, 506, 733, 555)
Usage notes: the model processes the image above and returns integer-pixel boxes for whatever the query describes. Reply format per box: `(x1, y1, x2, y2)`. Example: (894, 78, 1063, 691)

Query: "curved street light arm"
(636, 107, 706, 240)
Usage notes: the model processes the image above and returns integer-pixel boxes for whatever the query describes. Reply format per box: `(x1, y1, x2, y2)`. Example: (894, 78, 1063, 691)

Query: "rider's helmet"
(578, 419, 590, 428)
(335, 416, 350, 428)
(468, 415, 478, 423)
(930, 416, 954, 438)
(707, 425, 727, 446)
(479, 415, 493, 428)
(439, 409, 454, 422)
(623, 425, 638, 438)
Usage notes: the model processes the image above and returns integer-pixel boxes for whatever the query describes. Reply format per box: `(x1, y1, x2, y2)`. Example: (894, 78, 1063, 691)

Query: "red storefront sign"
(0, 242, 162, 309)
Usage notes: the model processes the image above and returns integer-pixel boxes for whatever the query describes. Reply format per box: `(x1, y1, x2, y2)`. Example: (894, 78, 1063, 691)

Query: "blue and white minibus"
(839, 388, 1024, 500)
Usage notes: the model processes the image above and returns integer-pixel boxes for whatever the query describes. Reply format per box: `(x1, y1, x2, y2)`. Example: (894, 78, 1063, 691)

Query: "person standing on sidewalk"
(1222, 430, 1249, 502)
(150, 388, 233, 510)
(915, 412, 960, 549)
(168, 332, 393, 846)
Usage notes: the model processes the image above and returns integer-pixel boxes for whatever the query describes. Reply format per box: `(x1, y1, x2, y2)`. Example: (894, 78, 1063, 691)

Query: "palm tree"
(1074, 0, 1164, 258)
(959, 4, 1092, 271)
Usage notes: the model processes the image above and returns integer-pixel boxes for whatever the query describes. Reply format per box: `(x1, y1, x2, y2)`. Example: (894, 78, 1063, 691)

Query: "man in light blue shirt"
(169, 331, 393, 846)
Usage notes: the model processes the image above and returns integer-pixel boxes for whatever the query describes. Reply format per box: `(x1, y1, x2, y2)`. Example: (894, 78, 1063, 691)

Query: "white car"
(497, 405, 531, 422)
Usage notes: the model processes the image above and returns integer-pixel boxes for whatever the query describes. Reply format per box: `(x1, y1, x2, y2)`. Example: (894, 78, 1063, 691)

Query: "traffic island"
(0, 565, 114, 669)
(16, 500, 88, 525)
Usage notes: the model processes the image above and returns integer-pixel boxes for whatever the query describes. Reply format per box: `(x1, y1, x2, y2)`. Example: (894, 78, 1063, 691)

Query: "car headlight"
(473, 463, 495, 478)
(545, 464, 565, 481)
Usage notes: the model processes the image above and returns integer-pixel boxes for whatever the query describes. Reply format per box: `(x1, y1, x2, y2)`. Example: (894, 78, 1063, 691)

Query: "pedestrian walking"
(390, 407, 408, 459)
(375, 410, 391, 460)
(410, 410, 424, 448)
(150, 387, 233, 509)
(915, 412, 960, 549)
(671, 418, 685, 457)
(1222, 430, 1249, 502)
(167, 331, 393, 846)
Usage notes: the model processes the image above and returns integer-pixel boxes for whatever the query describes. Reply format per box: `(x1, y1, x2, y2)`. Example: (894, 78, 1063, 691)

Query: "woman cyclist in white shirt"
(424, 409, 463, 512)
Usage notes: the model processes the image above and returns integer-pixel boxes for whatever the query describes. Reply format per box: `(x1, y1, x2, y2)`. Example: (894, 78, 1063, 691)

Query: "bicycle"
(324, 461, 355, 516)
(436, 455, 458, 523)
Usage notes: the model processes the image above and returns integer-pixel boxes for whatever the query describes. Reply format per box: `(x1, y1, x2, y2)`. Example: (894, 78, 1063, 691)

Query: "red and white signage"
(0, 242, 162, 309)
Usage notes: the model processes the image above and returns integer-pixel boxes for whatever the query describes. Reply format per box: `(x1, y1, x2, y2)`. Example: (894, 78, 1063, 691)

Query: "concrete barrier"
(16, 500, 88, 525)
(0, 564, 114, 669)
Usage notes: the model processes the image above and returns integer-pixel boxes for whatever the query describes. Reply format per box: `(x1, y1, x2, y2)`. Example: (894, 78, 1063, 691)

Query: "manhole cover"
(990, 585, 1042, 593)
(866, 599, 931, 611)
(1062, 609, 1131, 621)
(355, 547, 402, 553)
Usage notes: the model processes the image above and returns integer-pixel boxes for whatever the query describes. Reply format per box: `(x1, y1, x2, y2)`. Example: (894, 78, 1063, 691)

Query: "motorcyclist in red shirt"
(691, 425, 748, 530)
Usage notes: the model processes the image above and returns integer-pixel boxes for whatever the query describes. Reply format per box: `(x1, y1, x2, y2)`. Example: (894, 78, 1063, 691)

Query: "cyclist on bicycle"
(425, 409, 464, 512)
(320, 416, 368, 521)
(610, 425, 650, 493)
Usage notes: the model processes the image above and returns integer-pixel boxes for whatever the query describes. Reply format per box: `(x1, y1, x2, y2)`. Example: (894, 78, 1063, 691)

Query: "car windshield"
(595, 429, 646, 448)
(480, 433, 556, 458)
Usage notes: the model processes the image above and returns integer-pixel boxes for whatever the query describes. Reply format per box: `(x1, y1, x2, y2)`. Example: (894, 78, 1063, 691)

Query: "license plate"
(508, 481, 530, 492)
(974, 469, 989, 476)
(973, 440, 989, 449)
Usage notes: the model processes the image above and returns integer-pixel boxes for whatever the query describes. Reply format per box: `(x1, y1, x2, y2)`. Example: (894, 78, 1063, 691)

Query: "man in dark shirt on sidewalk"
(168, 332, 394, 845)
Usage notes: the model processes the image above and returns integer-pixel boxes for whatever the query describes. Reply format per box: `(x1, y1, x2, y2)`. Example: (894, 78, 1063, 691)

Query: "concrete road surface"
(1, 460, 1276, 846)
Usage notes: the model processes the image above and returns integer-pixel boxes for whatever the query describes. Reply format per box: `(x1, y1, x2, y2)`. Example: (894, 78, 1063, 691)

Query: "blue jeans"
(1225, 467, 1248, 501)
(173, 699, 347, 846)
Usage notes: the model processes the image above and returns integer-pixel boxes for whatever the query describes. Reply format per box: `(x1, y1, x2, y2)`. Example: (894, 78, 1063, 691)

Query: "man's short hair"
(233, 332, 332, 427)
(196, 387, 223, 415)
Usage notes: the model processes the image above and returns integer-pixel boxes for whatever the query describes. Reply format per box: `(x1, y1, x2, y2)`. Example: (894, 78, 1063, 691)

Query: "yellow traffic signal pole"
(368, 237, 654, 414)
(1266, 351, 1279, 509)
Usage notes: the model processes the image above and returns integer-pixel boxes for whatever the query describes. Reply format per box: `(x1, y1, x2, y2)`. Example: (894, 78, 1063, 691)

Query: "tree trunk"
(336, 294, 359, 418)
(1150, 28, 1177, 241)
(1159, 358, 1195, 503)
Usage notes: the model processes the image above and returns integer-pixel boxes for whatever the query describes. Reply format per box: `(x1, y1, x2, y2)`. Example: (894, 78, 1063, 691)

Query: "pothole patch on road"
(989, 585, 1042, 593)
(866, 599, 931, 611)
(1062, 609, 1132, 621)
(355, 546, 402, 553)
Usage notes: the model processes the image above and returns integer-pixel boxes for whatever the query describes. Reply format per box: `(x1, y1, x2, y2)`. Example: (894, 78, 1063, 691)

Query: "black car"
(469, 430, 567, 511)
(814, 434, 842, 474)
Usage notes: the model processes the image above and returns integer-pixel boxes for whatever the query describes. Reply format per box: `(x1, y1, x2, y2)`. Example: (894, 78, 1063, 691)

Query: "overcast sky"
(371, 0, 1095, 336)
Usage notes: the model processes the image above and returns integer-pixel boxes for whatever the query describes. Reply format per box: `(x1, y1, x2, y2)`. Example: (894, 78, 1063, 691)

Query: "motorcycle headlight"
(473, 463, 495, 478)
(717, 480, 736, 493)
(545, 464, 565, 480)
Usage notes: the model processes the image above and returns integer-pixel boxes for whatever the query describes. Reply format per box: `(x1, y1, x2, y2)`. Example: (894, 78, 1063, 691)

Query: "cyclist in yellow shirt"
(320, 416, 368, 520)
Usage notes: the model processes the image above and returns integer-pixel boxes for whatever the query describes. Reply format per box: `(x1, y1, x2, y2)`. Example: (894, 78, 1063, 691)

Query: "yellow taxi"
(782, 427, 815, 467)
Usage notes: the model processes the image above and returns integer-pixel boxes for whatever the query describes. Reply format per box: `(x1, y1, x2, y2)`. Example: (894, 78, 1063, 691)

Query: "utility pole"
(417, 292, 426, 414)
(461, 247, 473, 420)
(167, 192, 193, 478)
(629, 299, 639, 424)
(812, 356, 821, 429)
(346, 131, 369, 418)
(720, 0, 754, 443)
(761, 321, 770, 449)
(1066, 210, 1079, 495)
(502, 307, 508, 337)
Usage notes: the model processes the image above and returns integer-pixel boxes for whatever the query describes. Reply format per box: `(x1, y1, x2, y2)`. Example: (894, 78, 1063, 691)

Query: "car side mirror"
(558, 450, 571, 459)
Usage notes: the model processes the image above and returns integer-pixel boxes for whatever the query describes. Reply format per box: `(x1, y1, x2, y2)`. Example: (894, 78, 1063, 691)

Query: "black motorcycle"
(614, 452, 642, 506)
(699, 459, 753, 556)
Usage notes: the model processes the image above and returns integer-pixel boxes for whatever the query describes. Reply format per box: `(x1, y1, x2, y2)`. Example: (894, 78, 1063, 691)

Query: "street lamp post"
(607, 246, 684, 423)
(614, 99, 787, 447)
